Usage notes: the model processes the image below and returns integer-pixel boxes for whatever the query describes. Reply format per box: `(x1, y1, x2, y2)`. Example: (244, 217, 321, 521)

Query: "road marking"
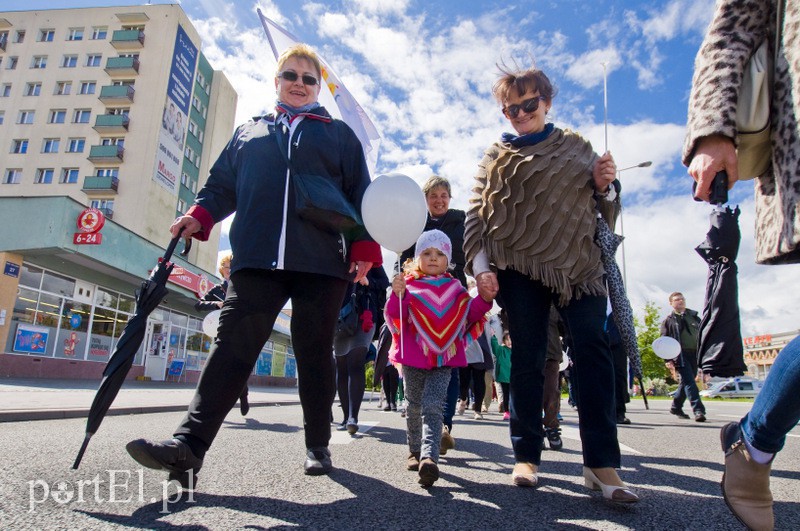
(329, 421, 379, 444)
(561, 425, 642, 455)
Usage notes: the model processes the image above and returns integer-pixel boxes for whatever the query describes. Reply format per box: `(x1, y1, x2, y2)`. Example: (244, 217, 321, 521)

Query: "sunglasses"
(503, 96, 547, 119)
(278, 71, 319, 86)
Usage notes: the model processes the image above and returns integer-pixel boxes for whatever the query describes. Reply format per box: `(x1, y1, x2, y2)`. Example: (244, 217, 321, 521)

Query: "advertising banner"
(13, 324, 50, 354)
(153, 25, 197, 194)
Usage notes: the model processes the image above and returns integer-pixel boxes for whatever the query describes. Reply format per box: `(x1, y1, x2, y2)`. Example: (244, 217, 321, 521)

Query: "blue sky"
(5, 0, 797, 337)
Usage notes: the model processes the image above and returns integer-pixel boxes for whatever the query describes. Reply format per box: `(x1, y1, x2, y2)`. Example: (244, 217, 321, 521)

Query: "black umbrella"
(695, 198, 747, 378)
(72, 236, 190, 469)
(372, 323, 392, 389)
(595, 216, 648, 409)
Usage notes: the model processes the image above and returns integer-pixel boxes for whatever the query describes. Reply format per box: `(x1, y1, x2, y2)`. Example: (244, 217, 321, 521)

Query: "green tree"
(635, 300, 669, 380)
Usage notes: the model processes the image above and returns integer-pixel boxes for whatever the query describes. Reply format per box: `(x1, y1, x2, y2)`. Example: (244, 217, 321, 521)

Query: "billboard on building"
(153, 25, 197, 194)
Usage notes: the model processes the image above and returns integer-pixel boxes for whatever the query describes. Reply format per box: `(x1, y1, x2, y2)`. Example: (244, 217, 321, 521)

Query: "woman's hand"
(592, 151, 616, 193)
(688, 134, 738, 202)
(170, 215, 201, 239)
(476, 271, 499, 303)
(391, 274, 406, 298)
(349, 261, 373, 284)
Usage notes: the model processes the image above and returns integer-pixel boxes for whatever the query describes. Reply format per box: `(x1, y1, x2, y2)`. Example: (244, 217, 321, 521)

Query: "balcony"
(110, 29, 144, 50)
(104, 56, 140, 77)
(88, 145, 124, 163)
(82, 176, 119, 195)
(98, 84, 134, 104)
(93, 114, 130, 134)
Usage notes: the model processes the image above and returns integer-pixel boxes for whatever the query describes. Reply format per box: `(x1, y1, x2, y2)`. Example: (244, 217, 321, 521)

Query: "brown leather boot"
(407, 451, 421, 471)
(720, 422, 774, 531)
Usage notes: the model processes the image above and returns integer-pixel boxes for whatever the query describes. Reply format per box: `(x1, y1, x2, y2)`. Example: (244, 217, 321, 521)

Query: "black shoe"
(383, 405, 392, 412)
(304, 447, 332, 476)
(391, 403, 398, 412)
(695, 412, 707, 422)
(670, 407, 690, 419)
(346, 418, 358, 435)
(126, 438, 203, 476)
(545, 428, 563, 451)
(617, 414, 631, 425)
(239, 392, 250, 416)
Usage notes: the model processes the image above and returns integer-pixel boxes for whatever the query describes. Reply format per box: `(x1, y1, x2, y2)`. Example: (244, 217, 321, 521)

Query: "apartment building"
(0, 5, 296, 385)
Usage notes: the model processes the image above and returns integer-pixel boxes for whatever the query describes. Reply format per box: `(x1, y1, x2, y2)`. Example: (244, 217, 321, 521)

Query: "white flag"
(257, 9, 381, 173)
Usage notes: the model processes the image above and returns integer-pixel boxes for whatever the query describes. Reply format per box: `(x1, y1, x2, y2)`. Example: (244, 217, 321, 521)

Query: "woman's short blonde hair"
(218, 252, 233, 276)
(492, 63, 557, 105)
(276, 43, 322, 80)
(422, 175, 452, 197)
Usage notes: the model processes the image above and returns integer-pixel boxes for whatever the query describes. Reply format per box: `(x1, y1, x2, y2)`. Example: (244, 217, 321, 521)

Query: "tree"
(635, 300, 670, 380)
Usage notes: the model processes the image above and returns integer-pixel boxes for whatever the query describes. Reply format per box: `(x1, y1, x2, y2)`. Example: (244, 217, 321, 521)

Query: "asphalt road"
(1, 396, 798, 530)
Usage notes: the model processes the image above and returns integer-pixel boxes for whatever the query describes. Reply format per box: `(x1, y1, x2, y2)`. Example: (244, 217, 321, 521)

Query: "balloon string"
(396, 254, 403, 366)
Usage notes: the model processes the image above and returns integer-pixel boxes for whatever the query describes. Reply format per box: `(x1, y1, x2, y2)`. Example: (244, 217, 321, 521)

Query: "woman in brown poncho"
(464, 64, 638, 503)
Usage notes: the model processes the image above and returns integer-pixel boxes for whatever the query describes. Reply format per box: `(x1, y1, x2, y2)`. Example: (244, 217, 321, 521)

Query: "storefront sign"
(74, 208, 105, 245)
(3, 261, 20, 277)
(743, 335, 772, 347)
(168, 359, 185, 377)
(13, 324, 49, 354)
(73, 232, 103, 245)
(166, 268, 210, 297)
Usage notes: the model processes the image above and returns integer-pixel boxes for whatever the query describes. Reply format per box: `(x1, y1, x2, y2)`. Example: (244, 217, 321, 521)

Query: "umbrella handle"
(637, 376, 649, 410)
(163, 236, 192, 263)
(72, 434, 92, 469)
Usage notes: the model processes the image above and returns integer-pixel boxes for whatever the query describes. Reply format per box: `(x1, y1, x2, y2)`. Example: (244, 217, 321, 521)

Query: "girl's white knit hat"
(415, 229, 452, 262)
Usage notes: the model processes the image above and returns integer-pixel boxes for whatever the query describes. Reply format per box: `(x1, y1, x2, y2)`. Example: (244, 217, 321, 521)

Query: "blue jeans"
(498, 269, 620, 468)
(672, 353, 705, 414)
(741, 335, 800, 454)
(442, 368, 459, 431)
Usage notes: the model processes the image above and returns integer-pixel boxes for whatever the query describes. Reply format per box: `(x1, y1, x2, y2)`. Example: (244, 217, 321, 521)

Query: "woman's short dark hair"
(422, 175, 451, 197)
(492, 64, 557, 105)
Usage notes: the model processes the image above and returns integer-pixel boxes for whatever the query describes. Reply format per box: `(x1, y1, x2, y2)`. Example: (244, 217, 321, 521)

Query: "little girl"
(385, 230, 496, 487)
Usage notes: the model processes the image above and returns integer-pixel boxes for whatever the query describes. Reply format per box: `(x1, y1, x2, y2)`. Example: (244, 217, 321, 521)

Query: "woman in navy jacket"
(126, 43, 381, 482)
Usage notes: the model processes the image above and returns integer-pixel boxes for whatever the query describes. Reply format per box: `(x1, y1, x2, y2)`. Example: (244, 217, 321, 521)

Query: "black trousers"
(611, 342, 630, 416)
(175, 269, 348, 450)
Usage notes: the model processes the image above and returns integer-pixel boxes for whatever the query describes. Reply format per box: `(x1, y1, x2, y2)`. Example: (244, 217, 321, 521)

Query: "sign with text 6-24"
(73, 232, 103, 245)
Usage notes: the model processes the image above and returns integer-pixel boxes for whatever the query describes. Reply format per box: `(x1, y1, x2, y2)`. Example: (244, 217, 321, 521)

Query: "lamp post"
(616, 160, 652, 287)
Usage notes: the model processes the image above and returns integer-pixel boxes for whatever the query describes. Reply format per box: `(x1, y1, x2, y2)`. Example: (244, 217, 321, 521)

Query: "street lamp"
(616, 160, 652, 287)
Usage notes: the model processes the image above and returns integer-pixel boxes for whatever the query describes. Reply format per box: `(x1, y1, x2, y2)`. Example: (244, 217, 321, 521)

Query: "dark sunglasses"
(278, 71, 319, 86)
(503, 96, 547, 119)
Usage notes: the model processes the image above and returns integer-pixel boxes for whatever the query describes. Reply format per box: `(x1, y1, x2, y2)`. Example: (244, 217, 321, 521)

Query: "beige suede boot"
(720, 422, 774, 531)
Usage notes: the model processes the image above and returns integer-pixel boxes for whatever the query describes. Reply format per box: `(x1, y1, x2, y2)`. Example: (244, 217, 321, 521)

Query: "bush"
(642, 377, 670, 396)
(364, 363, 377, 391)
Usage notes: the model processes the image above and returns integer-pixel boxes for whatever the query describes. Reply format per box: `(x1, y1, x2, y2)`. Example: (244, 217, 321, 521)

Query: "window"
(12, 139, 29, 154)
(96, 168, 119, 178)
(101, 137, 124, 147)
(61, 55, 78, 68)
(18, 110, 35, 124)
(191, 180, 197, 193)
(39, 29, 55, 42)
(42, 138, 60, 153)
(31, 56, 48, 69)
(177, 199, 186, 213)
(0, 111, 4, 125)
(67, 138, 85, 153)
(34, 169, 54, 184)
(0, 31, 7, 48)
(6, 56, 17, 69)
(90, 199, 114, 210)
(55, 81, 72, 95)
(86, 54, 102, 67)
(3, 169, 22, 184)
(15, 30, 25, 43)
(181, 172, 189, 187)
(91, 27, 108, 40)
(1, 84, 11, 97)
(67, 28, 84, 41)
(109, 107, 129, 116)
(25, 83, 42, 96)
(79, 82, 96, 95)
(49, 109, 66, 124)
(73, 109, 91, 124)
(61, 168, 80, 184)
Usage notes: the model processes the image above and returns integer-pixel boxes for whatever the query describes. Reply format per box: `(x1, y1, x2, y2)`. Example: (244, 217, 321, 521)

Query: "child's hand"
(476, 272, 498, 302)
(391, 274, 406, 298)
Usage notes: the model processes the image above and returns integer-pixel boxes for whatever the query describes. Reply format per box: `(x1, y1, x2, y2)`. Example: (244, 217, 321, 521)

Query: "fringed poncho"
(464, 127, 607, 306)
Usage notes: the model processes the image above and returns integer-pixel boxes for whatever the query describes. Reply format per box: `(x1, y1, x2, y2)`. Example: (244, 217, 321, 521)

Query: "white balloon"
(361, 173, 427, 253)
(558, 356, 569, 372)
(652, 336, 681, 359)
(202, 309, 221, 338)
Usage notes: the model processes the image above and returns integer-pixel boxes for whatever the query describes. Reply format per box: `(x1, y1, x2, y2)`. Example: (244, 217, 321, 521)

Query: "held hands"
(349, 261, 373, 284)
(688, 134, 738, 202)
(170, 215, 201, 239)
(391, 274, 406, 298)
(592, 151, 616, 193)
(476, 271, 499, 303)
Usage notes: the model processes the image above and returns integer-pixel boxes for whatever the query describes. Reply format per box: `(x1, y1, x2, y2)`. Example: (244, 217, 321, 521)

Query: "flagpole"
(601, 61, 608, 153)
(257, 8, 280, 59)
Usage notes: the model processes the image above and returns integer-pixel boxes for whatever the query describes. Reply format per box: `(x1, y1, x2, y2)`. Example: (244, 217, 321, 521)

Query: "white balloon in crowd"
(361, 173, 427, 253)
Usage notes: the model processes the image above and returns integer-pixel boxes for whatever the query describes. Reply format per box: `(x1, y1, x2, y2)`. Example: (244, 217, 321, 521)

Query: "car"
(700, 377, 763, 399)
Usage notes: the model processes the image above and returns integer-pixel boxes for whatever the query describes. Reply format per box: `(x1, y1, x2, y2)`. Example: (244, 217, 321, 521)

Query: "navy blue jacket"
(189, 107, 379, 280)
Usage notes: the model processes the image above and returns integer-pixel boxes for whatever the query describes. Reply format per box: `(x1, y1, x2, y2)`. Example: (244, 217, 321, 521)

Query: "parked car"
(700, 377, 763, 399)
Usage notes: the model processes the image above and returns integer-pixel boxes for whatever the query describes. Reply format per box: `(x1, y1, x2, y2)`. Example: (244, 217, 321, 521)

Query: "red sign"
(743, 335, 772, 347)
(73, 232, 103, 245)
(76, 208, 105, 233)
(166, 268, 211, 297)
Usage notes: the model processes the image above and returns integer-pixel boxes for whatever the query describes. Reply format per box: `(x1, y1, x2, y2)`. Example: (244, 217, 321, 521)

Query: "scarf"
(500, 122, 555, 147)
(386, 274, 484, 365)
(463, 127, 606, 305)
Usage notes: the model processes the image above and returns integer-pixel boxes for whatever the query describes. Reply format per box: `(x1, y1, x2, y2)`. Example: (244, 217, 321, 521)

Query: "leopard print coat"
(683, 0, 800, 265)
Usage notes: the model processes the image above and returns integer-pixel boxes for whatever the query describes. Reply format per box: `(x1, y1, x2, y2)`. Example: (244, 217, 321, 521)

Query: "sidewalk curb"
(0, 400, 302, 423)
